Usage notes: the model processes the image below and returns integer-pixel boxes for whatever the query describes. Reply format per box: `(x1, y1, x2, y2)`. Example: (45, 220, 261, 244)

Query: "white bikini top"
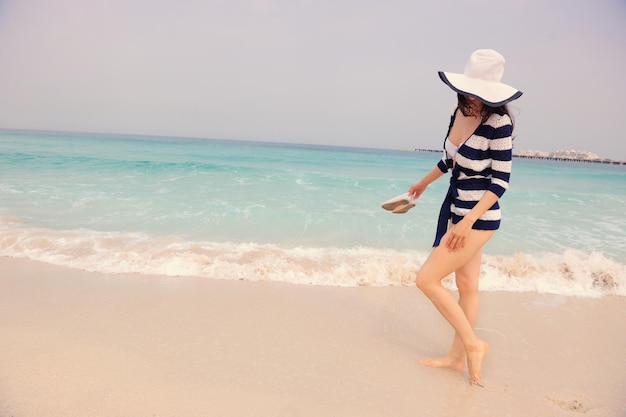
(445, 138, 459, 157)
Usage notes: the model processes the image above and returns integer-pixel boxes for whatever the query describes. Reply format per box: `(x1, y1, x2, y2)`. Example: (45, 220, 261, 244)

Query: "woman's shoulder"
(475, 111, 513, 141)
(484, 110, 512, 129)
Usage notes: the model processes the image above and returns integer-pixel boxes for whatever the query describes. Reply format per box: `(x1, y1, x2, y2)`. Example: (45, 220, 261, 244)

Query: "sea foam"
(1, 216, 623, 298)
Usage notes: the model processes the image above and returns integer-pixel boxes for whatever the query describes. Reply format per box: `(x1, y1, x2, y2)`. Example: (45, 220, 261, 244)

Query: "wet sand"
(0, 257, 624, 416)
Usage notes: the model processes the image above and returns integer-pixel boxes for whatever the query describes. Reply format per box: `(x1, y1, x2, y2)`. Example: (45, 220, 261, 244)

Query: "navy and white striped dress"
(433, 108, 513, 247)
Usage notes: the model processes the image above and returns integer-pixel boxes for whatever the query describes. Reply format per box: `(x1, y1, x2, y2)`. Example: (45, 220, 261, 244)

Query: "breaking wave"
(1, 216, 623, 298)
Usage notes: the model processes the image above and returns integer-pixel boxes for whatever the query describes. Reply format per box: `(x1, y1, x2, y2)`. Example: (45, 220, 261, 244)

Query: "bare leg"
(419, 249, 482, 371)
(415, 230, 494, 382)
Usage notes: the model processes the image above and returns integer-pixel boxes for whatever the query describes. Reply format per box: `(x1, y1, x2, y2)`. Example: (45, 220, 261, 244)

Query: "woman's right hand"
(408, 181, 427, 200)
(408, 165, 444, 200)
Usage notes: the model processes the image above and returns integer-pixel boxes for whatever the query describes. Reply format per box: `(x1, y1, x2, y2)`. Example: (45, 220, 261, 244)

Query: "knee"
(414, 272, 430, 293)
(455, 273, 479, 295)
(457, 285, 478, 299)
(456, 281, 479, 296)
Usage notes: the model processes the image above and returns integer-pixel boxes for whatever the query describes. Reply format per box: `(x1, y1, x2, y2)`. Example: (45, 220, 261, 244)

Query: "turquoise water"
(1, 130, 625, 296)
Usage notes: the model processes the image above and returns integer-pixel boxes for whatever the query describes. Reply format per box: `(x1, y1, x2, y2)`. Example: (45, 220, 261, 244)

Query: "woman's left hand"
(443, 217, 475, 252)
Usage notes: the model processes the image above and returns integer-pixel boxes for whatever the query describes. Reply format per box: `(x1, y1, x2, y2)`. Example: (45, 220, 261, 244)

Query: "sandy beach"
(0, 257, 624, 417)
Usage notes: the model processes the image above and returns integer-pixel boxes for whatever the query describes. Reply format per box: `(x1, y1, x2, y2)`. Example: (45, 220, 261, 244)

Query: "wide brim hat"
(438, 49, 522, 107)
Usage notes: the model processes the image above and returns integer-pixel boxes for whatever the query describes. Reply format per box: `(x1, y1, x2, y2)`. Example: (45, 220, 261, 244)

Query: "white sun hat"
(438, 49, 522, 107)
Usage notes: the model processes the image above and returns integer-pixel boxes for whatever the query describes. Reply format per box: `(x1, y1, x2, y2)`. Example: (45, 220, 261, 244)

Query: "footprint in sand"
(545, 395, 590, 413)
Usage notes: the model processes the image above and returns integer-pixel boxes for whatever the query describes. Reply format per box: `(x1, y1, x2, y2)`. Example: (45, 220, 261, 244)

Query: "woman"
(409, 49, 522, 384)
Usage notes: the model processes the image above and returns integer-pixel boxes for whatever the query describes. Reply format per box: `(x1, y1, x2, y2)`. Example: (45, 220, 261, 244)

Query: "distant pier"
(413, 149, 625, 166)
(512, 154, 625, 165)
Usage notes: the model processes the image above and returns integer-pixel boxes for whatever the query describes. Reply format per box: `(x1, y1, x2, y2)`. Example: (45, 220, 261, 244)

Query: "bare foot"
(466, 340, 489, 383)
(419, 355, 466, 371)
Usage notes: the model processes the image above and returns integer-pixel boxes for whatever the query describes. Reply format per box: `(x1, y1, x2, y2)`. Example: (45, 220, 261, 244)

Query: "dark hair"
(457, 93, 514, 131)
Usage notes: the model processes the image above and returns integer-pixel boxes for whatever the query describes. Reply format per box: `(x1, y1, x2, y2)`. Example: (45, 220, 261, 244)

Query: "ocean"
(1, 129, 624, 297)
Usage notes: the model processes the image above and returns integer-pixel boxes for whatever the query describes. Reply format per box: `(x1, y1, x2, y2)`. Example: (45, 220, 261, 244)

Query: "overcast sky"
(1, 0, 625, 159)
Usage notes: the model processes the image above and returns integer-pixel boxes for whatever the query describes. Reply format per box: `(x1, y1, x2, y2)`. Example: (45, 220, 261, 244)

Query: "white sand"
(0, 257, 624, 417)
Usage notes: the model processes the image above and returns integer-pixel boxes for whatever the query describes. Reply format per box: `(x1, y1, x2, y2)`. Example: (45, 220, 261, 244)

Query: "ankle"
(465, 339, 485, 351)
